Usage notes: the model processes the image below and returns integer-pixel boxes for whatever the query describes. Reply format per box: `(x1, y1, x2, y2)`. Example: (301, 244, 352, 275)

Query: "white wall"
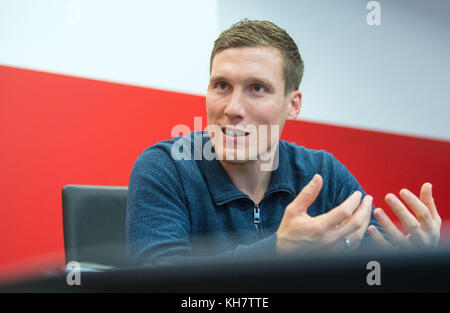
(0, 0, 219, 95)
(218, 0, 450, 141)
(1, 0, 449, 140)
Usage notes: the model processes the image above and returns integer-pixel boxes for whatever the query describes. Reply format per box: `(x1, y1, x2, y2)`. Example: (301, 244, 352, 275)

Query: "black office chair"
(62, 185, 129, 270)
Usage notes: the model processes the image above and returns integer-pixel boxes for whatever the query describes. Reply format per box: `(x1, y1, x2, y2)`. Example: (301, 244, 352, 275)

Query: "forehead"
(210, 47, 284, 83)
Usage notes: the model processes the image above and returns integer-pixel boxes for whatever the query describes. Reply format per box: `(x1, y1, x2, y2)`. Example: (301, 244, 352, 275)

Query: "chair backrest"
(62, 185, 128, 268)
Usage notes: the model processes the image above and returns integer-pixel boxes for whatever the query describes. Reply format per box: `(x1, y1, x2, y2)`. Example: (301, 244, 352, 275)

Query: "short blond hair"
(210, 19, 304, 95)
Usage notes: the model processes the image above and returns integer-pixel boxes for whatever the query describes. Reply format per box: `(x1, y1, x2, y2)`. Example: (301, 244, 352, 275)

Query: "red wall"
(1, 65, 449, 280)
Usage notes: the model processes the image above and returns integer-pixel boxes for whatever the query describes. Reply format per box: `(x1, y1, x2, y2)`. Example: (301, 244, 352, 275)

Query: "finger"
(288, 174, 323, 215)
(373, 207, 408, 248)
(368, 225, 395, 250)
(319, 190, 363, 229)
(419, 184, 441, 247)
(399, 188, 435, 232)
(332, 194, 373, 242)
(419, 183, 440, 222)
(385, 193, 426, 243)
(343, 197, 374, 250)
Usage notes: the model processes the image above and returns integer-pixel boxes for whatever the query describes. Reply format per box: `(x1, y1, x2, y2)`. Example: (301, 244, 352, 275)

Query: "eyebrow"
(209, 75, 275, 88)
(209, 75, 228, 84)
(247, 77, 274, 88)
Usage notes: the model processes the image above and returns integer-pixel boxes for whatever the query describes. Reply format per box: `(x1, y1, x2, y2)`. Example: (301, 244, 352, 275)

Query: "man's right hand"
(276, 174, 373, 254)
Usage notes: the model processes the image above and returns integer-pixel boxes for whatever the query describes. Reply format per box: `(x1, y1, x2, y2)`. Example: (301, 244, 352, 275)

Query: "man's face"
(206, 46, 301, 165)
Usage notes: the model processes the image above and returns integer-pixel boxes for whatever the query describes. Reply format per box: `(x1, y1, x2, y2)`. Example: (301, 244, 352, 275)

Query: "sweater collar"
(201, 133, 296, 206)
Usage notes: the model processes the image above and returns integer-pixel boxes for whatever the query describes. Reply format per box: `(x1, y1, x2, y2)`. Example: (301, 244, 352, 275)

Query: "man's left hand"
(368, 182, 441, 249)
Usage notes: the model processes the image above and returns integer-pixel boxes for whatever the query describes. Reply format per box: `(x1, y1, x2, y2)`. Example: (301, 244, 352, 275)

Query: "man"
(126, 20, 441, 266)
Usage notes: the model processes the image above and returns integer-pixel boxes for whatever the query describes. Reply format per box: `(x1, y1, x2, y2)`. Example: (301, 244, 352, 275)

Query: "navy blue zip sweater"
(126, 131, 381, 265)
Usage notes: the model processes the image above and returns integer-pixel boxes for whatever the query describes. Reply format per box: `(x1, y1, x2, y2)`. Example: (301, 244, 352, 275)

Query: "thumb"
(288, 174, 323, 215)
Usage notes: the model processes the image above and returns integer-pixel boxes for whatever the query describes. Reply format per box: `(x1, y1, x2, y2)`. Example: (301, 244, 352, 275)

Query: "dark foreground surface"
(1, 246, 450, 293)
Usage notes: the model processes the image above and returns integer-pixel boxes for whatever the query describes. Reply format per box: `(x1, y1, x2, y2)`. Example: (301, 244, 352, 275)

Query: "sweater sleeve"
(126, 146, 277, 267)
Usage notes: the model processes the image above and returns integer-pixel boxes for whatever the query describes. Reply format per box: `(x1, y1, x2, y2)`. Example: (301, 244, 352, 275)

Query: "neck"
(219, 159, 273, 205)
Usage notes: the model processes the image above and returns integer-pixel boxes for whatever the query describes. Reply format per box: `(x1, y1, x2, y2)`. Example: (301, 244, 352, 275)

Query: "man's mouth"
(222, 127, 249, 138)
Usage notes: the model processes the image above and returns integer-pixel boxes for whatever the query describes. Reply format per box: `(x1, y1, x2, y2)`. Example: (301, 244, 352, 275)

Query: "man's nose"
(224, 89, 245, 120)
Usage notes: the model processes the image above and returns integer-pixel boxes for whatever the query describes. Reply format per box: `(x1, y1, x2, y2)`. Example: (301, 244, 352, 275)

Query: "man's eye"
(251, 84, 266, 93)
(216, 82, 228, 90)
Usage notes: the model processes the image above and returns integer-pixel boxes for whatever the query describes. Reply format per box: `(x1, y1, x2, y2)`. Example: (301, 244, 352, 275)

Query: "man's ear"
(287, 90, 302, 120)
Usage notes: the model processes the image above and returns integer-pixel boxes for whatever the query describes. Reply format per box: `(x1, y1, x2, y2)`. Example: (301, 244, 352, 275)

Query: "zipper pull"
(253, 205, 260, 224)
